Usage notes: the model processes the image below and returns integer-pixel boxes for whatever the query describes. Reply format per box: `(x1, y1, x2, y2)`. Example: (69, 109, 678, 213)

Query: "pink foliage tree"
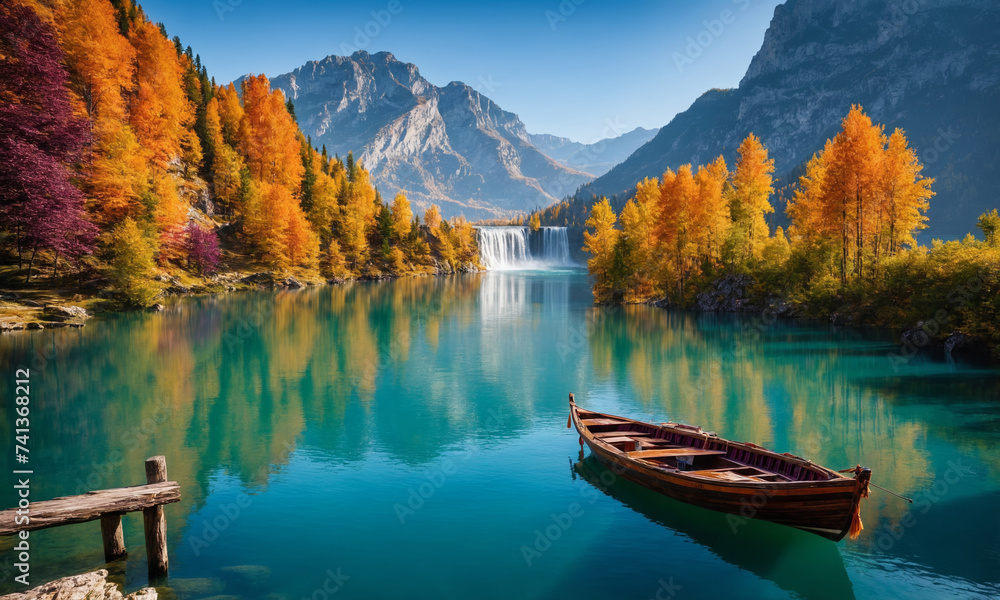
(184, 221, 220, 274)
(0, 4, 97, 281)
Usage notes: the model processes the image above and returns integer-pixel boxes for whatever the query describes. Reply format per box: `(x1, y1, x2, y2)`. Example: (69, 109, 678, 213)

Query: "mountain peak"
(350, 49, 397, 62)
(529, 126, 660, 178)
(585, 0, 1000, 237)
(267, 54, 592, 218)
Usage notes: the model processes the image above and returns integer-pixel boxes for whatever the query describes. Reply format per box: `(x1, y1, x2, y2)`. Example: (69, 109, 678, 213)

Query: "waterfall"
(475, 226, 574, 270)
(539, 227, 570, 265)
(476, 227, 531, 270)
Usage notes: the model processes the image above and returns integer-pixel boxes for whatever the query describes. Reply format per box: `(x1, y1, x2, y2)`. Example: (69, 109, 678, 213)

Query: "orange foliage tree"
(129, 19, 196, 166)
(238, 75, 303, 189)
(787, 105, 933, 281)
(53, 0, 135, 132)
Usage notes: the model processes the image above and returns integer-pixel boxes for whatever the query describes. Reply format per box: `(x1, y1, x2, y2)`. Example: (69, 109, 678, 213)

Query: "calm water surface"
(1, 270, 998, 599)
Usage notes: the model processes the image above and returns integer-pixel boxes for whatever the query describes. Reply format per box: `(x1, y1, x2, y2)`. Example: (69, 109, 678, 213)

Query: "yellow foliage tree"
(391, 192, 413, 240)
(323, 238, 349, 279)
(424, 204, 443, 231)
(449, 216, 479, 269)
(307, 160, 344, 242)
(529, 212, 541, 232)
(88, 125, 150, 224)
(109, 217, 160, 307)
(731, 133, 775, 262)
(241, 179, 285, 267)
(880, 128, 933, 256)
(583, 197, 619, 302)
(152, 174, 187, 262)
(339, 170, 378, 273)
(619, 178, 659, 299)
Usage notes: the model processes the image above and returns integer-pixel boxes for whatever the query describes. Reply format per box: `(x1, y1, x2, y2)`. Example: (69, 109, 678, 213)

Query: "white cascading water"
(475, 226, 574, 270)
(540, 227, 571, 265)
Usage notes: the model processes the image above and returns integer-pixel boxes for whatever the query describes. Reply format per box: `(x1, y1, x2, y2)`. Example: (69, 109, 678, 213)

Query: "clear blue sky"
(140, 0, 783, 142)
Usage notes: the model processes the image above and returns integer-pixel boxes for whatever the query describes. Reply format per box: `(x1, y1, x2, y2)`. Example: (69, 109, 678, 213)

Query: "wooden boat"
(567, 394, 871, 541)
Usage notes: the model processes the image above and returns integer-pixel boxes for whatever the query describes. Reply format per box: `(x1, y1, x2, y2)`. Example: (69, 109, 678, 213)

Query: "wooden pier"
(0, 456, 180, 578)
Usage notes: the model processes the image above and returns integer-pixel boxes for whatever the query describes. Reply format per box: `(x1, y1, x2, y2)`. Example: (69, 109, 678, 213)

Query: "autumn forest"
(0, 0, 479, 308)
(1, 0, 998, 356)
(568, 106, 999, 357)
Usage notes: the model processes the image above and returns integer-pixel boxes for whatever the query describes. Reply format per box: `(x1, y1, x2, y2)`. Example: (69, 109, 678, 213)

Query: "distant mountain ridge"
(528, 127, 659, 177)
(261, 51, 592, 219)
(583, 0, 1000, 237)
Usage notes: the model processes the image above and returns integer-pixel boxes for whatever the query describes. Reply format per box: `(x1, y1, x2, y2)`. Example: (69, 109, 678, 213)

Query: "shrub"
(185, 221, 221, 275)
(109, 218, 160, 308)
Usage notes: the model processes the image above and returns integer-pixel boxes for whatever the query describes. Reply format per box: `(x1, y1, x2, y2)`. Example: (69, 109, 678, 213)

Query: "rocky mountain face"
(266, 51, 592, 219)
(583, 0, 1000, 237)
(528, 127, 659, 177)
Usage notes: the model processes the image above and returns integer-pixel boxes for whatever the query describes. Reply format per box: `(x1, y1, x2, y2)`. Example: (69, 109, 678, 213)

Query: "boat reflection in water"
(572, 454, 856, 600)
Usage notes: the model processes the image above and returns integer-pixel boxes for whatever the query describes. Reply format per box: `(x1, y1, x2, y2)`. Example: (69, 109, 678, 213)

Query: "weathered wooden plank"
(689, 470, 763, 482)
(143, 456, 169, 579)
(581, 418, 628, 426)
(0, 482, 180, 535)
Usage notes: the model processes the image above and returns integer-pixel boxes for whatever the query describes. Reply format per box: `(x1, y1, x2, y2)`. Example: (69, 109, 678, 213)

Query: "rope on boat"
(839, 464, 872, 539)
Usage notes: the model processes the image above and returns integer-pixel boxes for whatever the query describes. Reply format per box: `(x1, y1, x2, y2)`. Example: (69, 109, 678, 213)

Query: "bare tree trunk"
(53, 250, 60, 281)
(889, 196, 897, 256)
(856, 188, 863, 280)
(16, 225, 23, 272)
(24, 245, 38, 284)
(841, 200, 849, 283)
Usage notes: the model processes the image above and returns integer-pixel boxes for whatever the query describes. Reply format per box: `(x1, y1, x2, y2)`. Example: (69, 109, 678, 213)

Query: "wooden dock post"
(100, 513, 127, 561)
(1, 454, 179, 582)
(143, 456, 169, 579)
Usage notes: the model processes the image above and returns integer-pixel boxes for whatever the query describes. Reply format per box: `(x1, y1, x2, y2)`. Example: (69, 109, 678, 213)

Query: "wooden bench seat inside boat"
(627, 447, 727, 459)
(687, 466, 792, 482)
(600, 436, 640, 444)
(592, 430, 654, 438)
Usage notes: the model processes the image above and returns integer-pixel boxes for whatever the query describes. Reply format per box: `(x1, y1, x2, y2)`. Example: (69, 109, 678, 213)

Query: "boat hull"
(585, 440, 857, 541)
(570, 400, 864, 541)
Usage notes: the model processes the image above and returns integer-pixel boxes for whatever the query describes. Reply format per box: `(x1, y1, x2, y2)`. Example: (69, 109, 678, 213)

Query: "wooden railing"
(0, 456, 181, 578)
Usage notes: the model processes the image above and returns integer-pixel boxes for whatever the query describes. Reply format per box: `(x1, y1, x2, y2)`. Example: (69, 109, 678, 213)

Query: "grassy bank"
(599, 234, 1000, 360)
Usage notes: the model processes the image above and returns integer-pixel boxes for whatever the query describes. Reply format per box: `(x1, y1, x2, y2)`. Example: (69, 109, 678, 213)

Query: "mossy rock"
(219, 565, 271, 587)
(164, 578, 225, 597)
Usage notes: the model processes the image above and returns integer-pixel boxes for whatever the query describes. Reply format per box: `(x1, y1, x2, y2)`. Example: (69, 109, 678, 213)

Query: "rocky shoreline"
(0, 570, 155, 600)
(0, 565, 273, 600)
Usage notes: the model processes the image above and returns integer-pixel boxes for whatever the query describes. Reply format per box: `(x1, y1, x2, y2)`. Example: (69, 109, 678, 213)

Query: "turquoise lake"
(1, 269, 999, 599)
